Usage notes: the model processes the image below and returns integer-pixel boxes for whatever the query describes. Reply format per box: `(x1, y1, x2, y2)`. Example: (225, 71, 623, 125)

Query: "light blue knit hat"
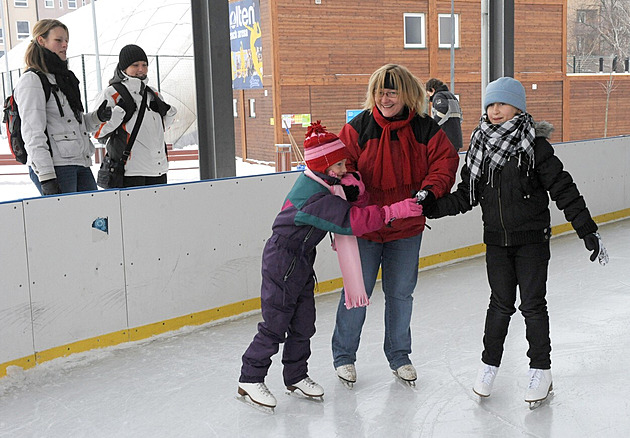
(484, 77, 526, 113)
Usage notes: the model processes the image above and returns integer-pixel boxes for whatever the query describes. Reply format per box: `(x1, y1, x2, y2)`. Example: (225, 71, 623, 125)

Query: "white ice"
(1, 215, 628, 437)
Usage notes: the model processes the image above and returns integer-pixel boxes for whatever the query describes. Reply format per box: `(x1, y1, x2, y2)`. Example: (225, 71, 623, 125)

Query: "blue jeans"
(30, 165, 97, 195)
(332, 233, 423, 370)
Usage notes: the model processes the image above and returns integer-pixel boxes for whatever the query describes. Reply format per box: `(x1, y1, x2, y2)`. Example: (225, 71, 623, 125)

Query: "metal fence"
(567, 54, 630, 74)
(1, 53, 194, 111)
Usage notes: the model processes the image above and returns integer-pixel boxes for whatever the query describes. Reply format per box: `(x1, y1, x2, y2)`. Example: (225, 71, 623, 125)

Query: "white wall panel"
(0, 202, 32, 363)
(121, 174, 299, 328)
(22, 191, 127, 352)
(2, 137, 628, 373)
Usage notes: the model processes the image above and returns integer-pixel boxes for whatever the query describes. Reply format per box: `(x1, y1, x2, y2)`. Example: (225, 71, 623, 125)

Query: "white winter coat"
(14, 70, 100, 182)
(93, 75, 177, 177)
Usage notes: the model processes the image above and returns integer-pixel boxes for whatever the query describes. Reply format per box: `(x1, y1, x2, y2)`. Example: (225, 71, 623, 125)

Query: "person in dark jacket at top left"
(422, 76, 608, 408)
(237, 121, 424, 411)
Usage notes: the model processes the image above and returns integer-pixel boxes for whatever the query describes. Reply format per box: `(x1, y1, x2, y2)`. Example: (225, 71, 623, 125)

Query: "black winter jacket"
(425, 122, 598, 246)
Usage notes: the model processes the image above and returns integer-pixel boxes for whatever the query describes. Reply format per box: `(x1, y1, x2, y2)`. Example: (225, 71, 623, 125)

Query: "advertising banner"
(229, 0, 263, 89)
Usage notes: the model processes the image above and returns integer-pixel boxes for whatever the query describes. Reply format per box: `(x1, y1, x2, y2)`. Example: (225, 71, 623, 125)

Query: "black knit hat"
(118, 44, 148, 71)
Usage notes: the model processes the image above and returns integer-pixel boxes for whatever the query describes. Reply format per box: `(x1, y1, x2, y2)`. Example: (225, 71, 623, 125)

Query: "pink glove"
(382, 198, 423, 224)
(340, 172, 365, 197)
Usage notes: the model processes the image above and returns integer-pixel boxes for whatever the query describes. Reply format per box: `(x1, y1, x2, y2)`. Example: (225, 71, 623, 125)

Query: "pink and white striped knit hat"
(303, 121, 348, 174)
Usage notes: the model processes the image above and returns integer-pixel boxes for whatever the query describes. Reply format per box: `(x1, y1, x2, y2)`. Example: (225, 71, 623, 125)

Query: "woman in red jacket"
(332, 64, 459, 387)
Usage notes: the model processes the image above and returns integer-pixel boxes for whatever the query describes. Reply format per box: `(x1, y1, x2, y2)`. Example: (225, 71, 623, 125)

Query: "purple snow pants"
(240, 234, 317, 387)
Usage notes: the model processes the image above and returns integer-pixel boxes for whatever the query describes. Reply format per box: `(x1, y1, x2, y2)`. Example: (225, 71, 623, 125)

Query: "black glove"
(583, 232, 601, 262)
(342, 184, 360, 203)
(96, 100, 112, 122)
(414, 188, 436, 207)
(41, 178, 61, 196)
(149, 99, 171, 117)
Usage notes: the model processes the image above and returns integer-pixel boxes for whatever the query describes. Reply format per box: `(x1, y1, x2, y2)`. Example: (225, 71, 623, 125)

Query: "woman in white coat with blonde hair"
(14, 19, 111, 195)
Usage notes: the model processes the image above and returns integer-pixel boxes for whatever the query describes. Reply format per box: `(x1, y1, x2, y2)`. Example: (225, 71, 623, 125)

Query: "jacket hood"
(534, 121, 554, 139)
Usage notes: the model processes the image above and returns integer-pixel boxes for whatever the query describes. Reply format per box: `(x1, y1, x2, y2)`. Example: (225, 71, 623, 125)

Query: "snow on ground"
(0, 141, 276, 203)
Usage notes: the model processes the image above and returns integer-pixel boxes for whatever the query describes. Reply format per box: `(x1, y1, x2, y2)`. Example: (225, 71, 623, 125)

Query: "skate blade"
(526, 386, 554, 410)
(337, 376, 355, 389)
(393, 371, 417, 387)
(472, 388, 490, 398)
(285, 387, 324, 401)
(236, 394, 276, 414)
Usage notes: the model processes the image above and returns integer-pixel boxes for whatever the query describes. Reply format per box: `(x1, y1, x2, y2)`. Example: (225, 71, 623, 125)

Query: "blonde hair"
(24, 19, 69, 73)
(363, 64, 427, 116)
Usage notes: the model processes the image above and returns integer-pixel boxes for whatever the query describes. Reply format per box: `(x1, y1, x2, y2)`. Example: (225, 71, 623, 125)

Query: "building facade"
(0, 0, 92, 58)
(231, 0, 630, 164)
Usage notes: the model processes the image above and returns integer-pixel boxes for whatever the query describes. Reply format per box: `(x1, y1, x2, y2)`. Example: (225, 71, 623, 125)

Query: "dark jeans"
(123, 174, 167, 188)
(482, 241, 552, 369)
(30, 165, 97, 195)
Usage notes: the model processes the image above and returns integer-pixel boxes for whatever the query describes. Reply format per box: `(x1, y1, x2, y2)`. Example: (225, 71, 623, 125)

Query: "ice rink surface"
(1, 219, 629, 438)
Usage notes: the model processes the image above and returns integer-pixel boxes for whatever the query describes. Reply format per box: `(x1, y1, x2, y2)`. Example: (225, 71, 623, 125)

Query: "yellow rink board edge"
(2, 209, 628, 378)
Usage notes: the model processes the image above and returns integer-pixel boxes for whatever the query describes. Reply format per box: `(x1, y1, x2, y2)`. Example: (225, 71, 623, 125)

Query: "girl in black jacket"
(423, 77, 608, 408)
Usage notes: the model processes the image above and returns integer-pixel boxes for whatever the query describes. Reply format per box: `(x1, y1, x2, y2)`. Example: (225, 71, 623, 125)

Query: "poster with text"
(230, 0, 263, 89)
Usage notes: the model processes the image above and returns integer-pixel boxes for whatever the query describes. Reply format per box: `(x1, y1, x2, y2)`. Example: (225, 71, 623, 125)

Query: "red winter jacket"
(340, 109, 459, 242)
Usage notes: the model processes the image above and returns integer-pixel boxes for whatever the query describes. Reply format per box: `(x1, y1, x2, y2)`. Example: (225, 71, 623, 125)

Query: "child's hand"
(382, 199, 423, 224)
(341, 172, 366, 204)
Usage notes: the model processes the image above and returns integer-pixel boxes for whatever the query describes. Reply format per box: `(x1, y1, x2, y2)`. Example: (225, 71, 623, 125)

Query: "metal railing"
(1, 53, 193, 110)
(567, 54, 630, 74)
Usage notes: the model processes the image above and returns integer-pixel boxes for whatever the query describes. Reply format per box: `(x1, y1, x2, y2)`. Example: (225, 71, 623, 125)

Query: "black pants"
(123, 174, 167, 188)
(481, 241, 552, 369)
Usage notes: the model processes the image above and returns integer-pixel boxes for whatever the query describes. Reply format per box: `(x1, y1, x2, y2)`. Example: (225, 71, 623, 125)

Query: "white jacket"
(14, 70, 100, 182)
(93, 75, 177, 177)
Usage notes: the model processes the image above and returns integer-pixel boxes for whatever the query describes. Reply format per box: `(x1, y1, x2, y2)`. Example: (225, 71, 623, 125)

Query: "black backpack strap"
(121, 86, 149, 164)
(111, 82, 137, 125)
(26, 68, 64, 118)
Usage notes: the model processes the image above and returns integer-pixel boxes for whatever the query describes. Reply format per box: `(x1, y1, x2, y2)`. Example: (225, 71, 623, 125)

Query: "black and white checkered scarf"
(466, 112, 536, 204)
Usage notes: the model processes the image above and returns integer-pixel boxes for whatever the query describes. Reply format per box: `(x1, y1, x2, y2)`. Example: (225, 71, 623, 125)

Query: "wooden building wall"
(232, 0, 630, 164)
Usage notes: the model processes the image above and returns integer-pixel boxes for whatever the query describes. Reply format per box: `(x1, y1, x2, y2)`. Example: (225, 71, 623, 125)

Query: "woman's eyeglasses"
(376, 91, 399, 98)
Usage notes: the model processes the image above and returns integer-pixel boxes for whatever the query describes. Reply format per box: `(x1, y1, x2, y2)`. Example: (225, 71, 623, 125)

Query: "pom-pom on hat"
(303, 121, 348, 174)
(484, 76, 527, 113)
(118, 44, 148, 71)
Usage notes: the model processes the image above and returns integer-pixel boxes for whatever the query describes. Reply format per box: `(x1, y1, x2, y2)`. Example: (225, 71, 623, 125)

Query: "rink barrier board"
(1, 137, 629, 378)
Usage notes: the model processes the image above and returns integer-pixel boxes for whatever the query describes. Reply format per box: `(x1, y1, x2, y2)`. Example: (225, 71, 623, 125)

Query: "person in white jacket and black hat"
(14, 19, 112, 196)
(93, 44, 177, 188)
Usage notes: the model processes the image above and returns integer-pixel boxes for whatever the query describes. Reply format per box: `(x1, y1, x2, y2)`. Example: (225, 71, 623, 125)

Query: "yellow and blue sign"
(229, 0, 263, 89)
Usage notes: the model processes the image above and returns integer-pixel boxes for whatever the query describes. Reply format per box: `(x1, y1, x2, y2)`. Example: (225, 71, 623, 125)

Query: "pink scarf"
(304, 169, 369, 309)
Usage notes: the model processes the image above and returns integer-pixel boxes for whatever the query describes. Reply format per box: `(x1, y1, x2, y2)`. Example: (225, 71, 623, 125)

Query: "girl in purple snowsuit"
(238, 122, 423, 409)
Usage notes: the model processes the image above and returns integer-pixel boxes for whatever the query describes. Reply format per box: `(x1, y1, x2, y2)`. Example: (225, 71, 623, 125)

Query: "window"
(68, 0, 77, 8)
(0, 51, 4, 58)
(45, 0, 54, 7)
(14, 0, 28, 7)
(59, 0, 63, 8)
(438, 14, 460, 48)
(403, 13, 426, 48)
(16, 21, 30, 40)
(577, 10, 586, 23)
(0, 28, 3, 45)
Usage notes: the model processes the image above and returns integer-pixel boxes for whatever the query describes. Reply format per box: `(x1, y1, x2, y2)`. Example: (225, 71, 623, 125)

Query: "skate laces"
(256, 382, 273, 396)
(302, 377, 318, 388)
(528, 369, 543, 389)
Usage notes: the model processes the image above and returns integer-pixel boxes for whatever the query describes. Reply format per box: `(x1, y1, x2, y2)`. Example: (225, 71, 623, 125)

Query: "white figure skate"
(472, 363, 499, 397)
(336, 364, 357, 389)
(393, 364, 417, 387)
(525, 368, 553, 409)
(286, 377, 324, 401)
(237, 382, 277, 413)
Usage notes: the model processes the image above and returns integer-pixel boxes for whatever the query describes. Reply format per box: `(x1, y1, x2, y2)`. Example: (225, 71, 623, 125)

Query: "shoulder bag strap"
(122, 86, 148, 164)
